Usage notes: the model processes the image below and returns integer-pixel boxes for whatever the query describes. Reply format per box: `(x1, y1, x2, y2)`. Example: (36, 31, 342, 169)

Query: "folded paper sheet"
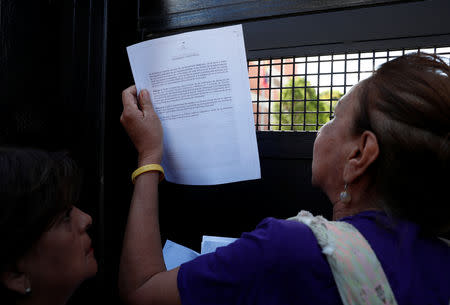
(162, 240, 200, 271)
(127, 25, 260, 185)
(201, 235, 238, 254)
(163, 236, 238, 270)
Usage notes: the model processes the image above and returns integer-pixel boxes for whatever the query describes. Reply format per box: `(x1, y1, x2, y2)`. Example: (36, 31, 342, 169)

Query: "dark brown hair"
(0, 147, 81, 302)
(355, 52, 450, 234)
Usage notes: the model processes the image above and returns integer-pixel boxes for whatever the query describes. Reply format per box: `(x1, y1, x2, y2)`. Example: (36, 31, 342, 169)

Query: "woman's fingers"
(139, 89, 157, 116)
(120, 85, 164, 164)
(122, 85, 139, 111)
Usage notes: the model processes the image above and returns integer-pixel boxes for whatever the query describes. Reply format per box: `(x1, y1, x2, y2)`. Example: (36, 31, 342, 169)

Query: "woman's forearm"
(118, 171, 165, 300)
(119, 87, 180, 305)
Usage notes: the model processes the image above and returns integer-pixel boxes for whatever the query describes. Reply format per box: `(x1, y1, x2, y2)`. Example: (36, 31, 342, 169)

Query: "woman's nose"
(75, 207, 93, 232)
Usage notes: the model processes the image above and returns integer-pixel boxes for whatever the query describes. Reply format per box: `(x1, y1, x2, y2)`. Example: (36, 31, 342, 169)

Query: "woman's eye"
(63, 207, 73, 222)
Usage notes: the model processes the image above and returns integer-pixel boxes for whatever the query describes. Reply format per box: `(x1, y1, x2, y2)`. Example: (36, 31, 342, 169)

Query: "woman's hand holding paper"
(120, 85, 163, 166)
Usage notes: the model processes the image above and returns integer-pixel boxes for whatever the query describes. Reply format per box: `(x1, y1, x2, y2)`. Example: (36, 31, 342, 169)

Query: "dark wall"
(137, 0, 415, 35)
(104, 2, 139, 303)
(0, 1, 63, 149)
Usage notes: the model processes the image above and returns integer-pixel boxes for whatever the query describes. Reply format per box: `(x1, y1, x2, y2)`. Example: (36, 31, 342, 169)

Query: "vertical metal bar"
(97, 0, 108, 292)
(273, 58, 280, 130)
(87, 0, 92, 94)
(330, 55, 334, 121)
(290, 58, 294, 131)
(303, 57, 307, 131)
(372, 51, 376, 73)
(357, 51, 361, 82)
(316, 56, 320, 130)
(256, 60, 261, 130)
(344, 53, 348, 95)
(250, 61, 259, 130)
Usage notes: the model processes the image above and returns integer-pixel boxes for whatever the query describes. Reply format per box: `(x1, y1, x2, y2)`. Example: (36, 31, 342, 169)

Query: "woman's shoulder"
(339, 210, 450, 264)
(339, 210, 450, 249)
(250, 217, 317, 244)
(341, 210, 450, 304)
(240, 216, 327, 264)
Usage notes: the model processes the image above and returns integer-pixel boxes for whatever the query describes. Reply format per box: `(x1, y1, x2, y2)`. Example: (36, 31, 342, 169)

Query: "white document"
(201, 235, 238, 254)
(162, 240, 200, 270)
(127, 25, 260, 185)
(163, 236, 238, 269)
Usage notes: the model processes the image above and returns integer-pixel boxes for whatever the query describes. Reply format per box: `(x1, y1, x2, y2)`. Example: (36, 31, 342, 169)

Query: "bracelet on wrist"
(131, 164, 165, 184)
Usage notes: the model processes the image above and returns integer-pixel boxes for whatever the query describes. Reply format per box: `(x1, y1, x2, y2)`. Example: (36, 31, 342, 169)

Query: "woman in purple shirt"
(118, 53, 450, 305)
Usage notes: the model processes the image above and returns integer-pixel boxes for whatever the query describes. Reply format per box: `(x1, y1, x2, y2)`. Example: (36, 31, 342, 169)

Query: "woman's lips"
(86, 247, 94, 256)
(86, 240, 94, 255)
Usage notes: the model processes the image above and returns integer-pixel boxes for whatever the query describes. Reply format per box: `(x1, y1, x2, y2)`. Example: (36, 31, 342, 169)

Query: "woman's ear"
(343, 130, 379, 183)
(0, 270, 29, 295)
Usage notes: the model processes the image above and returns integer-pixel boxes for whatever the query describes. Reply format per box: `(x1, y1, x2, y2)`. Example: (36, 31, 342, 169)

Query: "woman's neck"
(332, 182, 382, 221)
(332, 203, 381, 220)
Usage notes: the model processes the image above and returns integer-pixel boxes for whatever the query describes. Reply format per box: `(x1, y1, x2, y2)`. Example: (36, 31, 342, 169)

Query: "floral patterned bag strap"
(288, 210, 398, 305)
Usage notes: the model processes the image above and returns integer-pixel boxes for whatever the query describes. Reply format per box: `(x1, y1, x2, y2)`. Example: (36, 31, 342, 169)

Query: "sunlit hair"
(0, 147, 81, 301)
(355, 52, 450, 234)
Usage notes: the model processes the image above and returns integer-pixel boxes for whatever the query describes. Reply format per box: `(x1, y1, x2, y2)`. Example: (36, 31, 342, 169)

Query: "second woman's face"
(21, 206, 97, 295)
(311, 83, 360, 202)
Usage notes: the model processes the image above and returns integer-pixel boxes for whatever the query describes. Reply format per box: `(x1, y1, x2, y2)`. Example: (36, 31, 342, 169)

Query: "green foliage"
(270, 77, 343, 131)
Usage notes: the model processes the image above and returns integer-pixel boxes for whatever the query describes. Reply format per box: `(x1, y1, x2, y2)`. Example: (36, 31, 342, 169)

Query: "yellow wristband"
(131, 164, 165, 184)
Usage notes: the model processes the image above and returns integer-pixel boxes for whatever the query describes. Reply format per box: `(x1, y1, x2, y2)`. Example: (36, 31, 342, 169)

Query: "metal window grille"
(248, 46, 450, 131)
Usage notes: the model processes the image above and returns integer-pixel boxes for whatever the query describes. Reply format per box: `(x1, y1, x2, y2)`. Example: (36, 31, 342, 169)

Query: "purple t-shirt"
(178, 211, 450, 305)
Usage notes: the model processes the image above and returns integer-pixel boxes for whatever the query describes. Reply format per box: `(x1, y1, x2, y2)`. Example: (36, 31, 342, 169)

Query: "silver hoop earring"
(339, 184, 351, 204)
(25, 287, 31, 294)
